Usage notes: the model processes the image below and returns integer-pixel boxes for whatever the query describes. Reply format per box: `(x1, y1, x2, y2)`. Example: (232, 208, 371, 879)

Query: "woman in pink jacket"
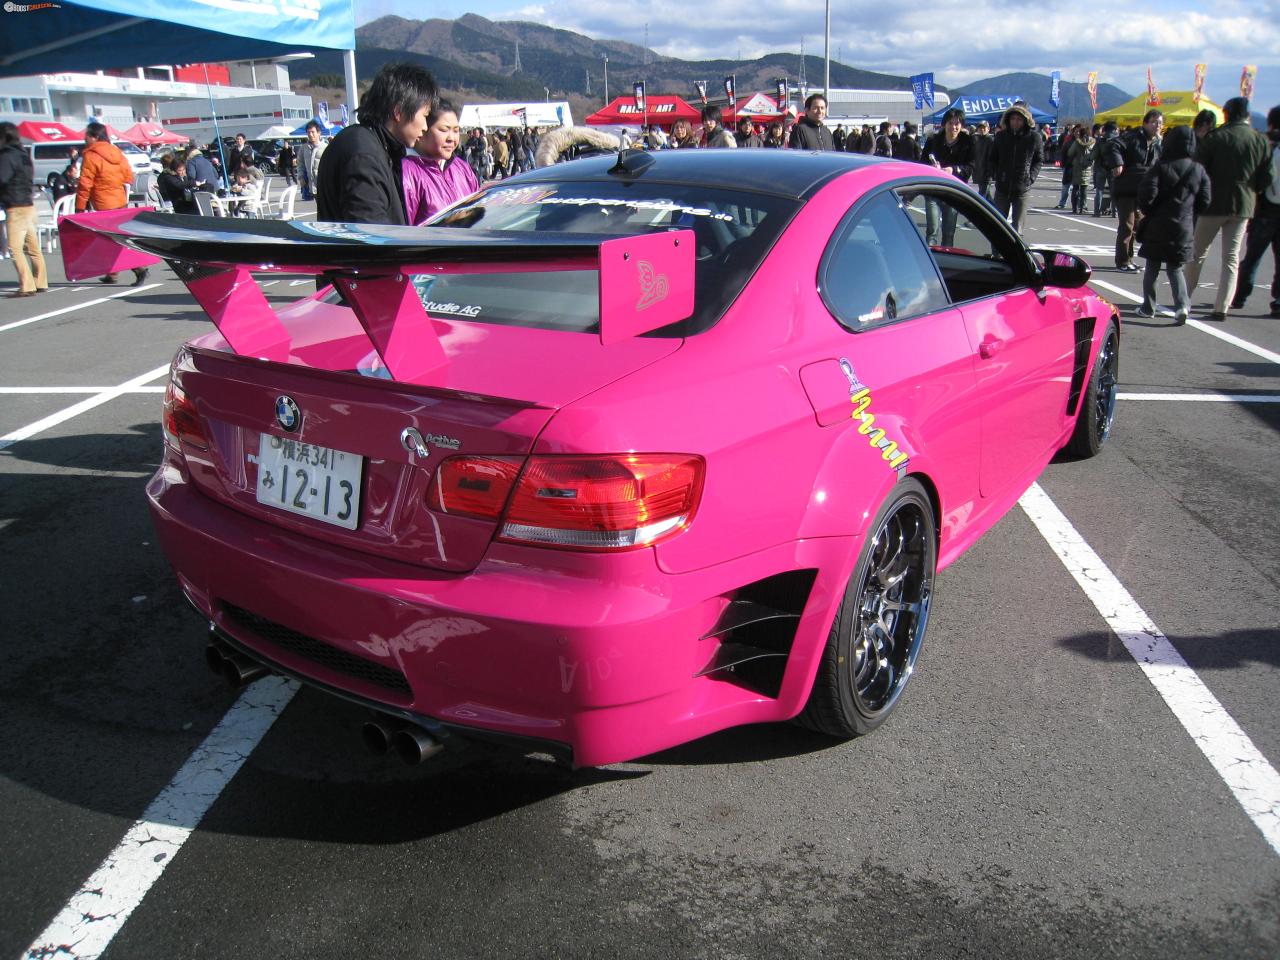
(402, 100, 481, 226)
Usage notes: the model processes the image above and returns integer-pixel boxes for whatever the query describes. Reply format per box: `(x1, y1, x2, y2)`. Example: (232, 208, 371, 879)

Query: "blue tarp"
(0, 0, 354, 78)
(291, 119, 344, 136)
(927, 94, 1056, 127)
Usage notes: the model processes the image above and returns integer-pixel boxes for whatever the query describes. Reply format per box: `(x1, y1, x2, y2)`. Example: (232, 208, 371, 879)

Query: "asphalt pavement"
(1, 178, 1277, 960)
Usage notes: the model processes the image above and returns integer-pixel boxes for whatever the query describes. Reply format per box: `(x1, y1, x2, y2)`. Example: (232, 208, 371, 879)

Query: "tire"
(798, 478, 937, 738)
(1065, 319, 1119, 459)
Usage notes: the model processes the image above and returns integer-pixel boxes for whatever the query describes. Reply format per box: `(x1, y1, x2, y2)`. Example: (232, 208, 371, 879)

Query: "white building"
(784, 87, 953, 128)
(0, 59, 315, 141)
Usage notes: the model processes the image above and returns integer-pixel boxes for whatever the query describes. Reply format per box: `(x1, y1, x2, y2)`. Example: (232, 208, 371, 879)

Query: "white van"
(27, 138, 153, 188)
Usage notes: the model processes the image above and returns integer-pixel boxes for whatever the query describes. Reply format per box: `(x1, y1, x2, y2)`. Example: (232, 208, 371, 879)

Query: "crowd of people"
(3, 61, 1277, 322)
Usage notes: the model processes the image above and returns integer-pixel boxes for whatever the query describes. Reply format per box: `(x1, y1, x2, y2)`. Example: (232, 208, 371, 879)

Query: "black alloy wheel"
(1066, 319, 1119, 458)
(799, 478, 936, 738)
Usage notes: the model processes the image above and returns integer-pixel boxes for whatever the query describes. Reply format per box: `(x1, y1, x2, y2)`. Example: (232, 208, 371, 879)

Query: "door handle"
(979, 337, 1004, 359)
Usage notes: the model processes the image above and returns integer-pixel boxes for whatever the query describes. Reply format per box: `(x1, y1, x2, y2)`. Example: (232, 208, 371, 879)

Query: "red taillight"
(430, 456, 521, 519)
(429, 454, 704, 550)
(162, 381, 209, 451)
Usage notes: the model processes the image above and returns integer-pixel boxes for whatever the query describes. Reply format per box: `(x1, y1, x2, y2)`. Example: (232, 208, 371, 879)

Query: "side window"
(821, 192, 950, 329)
(898, 188, 1030, 303)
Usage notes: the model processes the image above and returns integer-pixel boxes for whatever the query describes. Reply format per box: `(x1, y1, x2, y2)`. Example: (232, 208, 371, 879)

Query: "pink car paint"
(71, 158, 1118, 768)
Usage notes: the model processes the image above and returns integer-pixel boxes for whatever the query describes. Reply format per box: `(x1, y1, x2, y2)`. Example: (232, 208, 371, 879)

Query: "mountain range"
(295, 15, 1130, 121)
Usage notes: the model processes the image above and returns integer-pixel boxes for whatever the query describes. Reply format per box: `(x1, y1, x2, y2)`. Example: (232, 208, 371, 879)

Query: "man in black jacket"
(970, 121, 994, 199)
(1105, 109, 1163, 271)
(788, 94, 835, 150)
(315, 62, 438, 225)
(991, 104, 1043, 234)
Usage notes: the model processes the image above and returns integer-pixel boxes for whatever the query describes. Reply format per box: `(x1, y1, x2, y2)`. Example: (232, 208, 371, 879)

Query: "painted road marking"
(0, 284, 164, 334)
(0, 365, 168, 452)
(1033, 208, 1119, 232)
(1019, 483, 1280, 857)
(1119, 392, 1280, 403)
(0, 386, 166, 394)
(1090, 276, 1280, 366)
(23, 677, 299, 960)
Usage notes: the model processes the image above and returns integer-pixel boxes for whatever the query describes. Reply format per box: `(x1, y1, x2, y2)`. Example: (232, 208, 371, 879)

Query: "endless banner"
(1050, 70, 1061, 108)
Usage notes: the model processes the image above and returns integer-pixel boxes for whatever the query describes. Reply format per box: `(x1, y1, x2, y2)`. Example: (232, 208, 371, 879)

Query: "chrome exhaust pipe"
(361, 720, 394, 756)
(393, 725, 444, 764)
(220, 649, 270, 687)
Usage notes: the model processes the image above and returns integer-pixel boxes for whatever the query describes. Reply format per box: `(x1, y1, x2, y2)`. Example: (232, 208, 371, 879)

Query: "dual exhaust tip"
(204, 635, 442, 764)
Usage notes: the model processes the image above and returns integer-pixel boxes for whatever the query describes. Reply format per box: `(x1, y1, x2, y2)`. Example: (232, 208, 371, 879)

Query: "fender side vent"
(1066, 316, 1098, 416)
(699, 569, 818, 697)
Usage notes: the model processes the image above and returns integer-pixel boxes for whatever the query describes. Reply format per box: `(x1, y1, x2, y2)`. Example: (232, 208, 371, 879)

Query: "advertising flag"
(1146, 67, 1160, 106)
(516, 107, 528, 127)
(1241, 65, 1257, 98)
(695, 80, 707, 105)
(633, 80, 647, 114)
(776, 78, 787, 111)
(317, 101, 329, 126)
(1193, 63, 1207, 102)
(340, 102, 349, 125)
(1049, 70, 1061, 108)
(1086, 71, 1098, 112)
(723, 76, 736, 103)
(909, 73, 936, 111)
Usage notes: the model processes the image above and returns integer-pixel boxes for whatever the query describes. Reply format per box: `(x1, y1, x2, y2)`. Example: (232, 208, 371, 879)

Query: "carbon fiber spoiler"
(60, 211, 695, 380)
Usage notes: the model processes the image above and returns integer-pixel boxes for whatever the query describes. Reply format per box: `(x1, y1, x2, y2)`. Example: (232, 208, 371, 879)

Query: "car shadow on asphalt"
(638, 722, 841, 766)
(1058, 628, 1280, 671)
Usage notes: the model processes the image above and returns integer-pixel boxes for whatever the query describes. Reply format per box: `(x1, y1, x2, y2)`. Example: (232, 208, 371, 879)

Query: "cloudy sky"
(354, 0, 1279, 111)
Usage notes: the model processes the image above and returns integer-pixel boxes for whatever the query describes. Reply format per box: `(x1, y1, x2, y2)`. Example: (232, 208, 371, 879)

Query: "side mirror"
(1036, 249, 1092, 289)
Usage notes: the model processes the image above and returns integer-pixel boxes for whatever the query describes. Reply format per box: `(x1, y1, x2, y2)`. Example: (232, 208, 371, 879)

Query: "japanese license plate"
(255, 433, 363, 530)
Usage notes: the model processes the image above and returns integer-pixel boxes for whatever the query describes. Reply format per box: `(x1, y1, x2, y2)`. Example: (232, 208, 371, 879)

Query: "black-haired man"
(1186, 97, 1274, 318)
(1231, 105, 1280, 317)
(1106, 108, 1163, 271)
(788, 94, 834, 150)
(315, 62, 438, 224)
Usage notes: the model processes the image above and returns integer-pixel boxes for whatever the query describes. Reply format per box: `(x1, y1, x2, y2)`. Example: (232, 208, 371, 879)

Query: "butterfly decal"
(635, 260, 669, 311)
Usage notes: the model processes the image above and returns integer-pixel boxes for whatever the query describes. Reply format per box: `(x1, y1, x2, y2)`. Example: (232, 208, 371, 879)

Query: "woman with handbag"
(1136, 126, 1211, 324)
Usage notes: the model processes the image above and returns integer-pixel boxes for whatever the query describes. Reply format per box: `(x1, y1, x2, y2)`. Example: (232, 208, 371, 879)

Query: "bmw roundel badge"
(275, 395, 301, 432)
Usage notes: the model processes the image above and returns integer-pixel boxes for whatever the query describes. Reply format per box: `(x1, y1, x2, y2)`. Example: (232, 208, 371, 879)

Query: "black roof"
(514, 149, 893, 201)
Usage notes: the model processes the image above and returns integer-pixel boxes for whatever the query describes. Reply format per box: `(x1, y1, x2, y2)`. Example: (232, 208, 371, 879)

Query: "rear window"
(413, 181, 798, 336)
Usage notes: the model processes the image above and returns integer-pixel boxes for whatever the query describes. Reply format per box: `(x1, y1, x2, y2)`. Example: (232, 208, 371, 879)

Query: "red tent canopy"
(120, 122, 189, 145)
(80, 123, 128, 141)
(585, 95, 702, 129)
(16, 120, 81, 143)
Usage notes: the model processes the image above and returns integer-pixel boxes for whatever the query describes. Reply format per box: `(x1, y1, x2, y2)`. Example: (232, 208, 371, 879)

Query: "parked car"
(27, 141, 79, 188)
(83, 150, 1119, 769)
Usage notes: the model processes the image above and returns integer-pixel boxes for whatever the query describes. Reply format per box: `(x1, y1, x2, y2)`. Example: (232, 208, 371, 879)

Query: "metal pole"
(603, 56, 609, 106)
(824, 0, 831, 97)
(343, 49, 358, 123)
(202, 63, 229, 189)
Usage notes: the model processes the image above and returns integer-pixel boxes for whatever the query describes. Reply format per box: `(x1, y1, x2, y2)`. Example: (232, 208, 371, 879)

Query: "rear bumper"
(148, 464, 856, 767)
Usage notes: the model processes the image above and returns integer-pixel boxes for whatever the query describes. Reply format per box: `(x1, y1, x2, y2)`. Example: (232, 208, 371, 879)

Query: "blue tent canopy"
(0, 0, 354, 78)
(927, 94, 1056, 127)
(291, 119, 344, 136)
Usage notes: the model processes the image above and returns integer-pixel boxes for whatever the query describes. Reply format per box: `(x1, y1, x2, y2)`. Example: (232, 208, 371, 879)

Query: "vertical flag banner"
(1146, 67, 1160, 106)
(695, 80, 707, 105)
(1240, 65, 1257, 98)
(1193, 63, 1207, 102)
(776, 78, 787, 111)
(723, 76, 736, 104)
(516, 107, 528, 127)
(909, 73, 936, 111)
(633, 80, 647, 113)
(1086, 72, 1098, 112)
(317, 101, 329, 126)
(340, 102, 349, 125)
(1049, 70, 1061, 108)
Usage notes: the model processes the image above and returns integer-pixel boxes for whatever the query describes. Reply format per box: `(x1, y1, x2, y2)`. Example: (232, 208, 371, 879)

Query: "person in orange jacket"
(76, 122, 148, 285)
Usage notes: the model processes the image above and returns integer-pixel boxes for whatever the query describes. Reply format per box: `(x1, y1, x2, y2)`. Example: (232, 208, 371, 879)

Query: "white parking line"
(0, 365, 168, 452)
(1019, 483, 1280, 857)
(1090, 276, 1280, 366)
(0, 284, 164, 334)
(1119, 392, 1280, 403)
(23, 677, 299, 960)
(1034, 208, 1119, 231)
(0, 386, 166, 394)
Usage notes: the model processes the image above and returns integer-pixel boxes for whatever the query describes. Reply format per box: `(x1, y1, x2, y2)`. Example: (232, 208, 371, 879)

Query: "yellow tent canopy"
(1095, 91, 1224, 128)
